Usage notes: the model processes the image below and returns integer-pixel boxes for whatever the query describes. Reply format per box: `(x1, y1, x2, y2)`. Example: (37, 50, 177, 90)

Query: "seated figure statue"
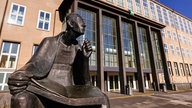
(8, 13, 110, 108)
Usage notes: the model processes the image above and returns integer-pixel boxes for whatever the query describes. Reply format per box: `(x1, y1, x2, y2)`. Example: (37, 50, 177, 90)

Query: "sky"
(157, 0, 192, 20)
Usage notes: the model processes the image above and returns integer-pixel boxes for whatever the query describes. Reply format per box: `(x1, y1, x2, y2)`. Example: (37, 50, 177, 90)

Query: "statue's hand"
(8, 72, 33, 95)
(83, 38, 92, 58)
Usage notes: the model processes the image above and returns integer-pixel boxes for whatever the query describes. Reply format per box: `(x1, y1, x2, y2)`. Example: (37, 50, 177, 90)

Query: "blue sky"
(157, 0, 192, 20)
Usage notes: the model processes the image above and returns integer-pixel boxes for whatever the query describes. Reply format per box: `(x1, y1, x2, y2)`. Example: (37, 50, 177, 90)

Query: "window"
(179, 63, 185, 76)
(150, 2, 156, 20)
(0, 42, 20, 69)
(151, 31, 162, 69)
(143, 0, 149, 17)
(178, 16, 184, 32)
(178, 34, 182, 42)
(107, 0, 114, 2)
(183, 18, 188, 33)
(163, 8, 169, 25)
(33, 45, 39, 55)
(37, 10, 51, 31)
(186, 49, 190, 58)
(169, 11, 174, 27)
(181, 48, 185, 57)
(138, 27, 150, 68)
(170, 45, 174, 55)
(183, 36, 186, 43)
(176, 46, 180, 56)
(127, 0, 133, 11)
(188, 21, 192, 34)
(174, 14, 180, 30)
(0, 72, 12, 90)
(190, 64, 192, 76)
(78, 8, 97, 66)
(174, 62, 180, 76)
(185, 64, 191, 76)
(167, 30, 171, 39)
(156, 5, 163, 23)
(173, 33, 177, 41)
(122, 22, 136, 68)
(117, 0, 124, 7)
(167, 61, 173, 76)
(135, 0, 142, 14)
(8, 3, 26, 25)
(163, 43, 168, 54)
(161, 29, 165, 37)
(103, 16, 118, 67)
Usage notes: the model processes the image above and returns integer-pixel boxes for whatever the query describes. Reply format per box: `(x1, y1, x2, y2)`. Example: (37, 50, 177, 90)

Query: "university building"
(0, 0, 192, 94)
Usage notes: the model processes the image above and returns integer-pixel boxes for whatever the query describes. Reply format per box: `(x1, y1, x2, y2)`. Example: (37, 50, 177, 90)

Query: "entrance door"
(126, 76, 133, 88)
(108, 75, 119, 91)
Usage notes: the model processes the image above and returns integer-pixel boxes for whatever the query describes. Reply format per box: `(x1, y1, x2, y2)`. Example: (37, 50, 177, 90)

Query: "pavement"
(1, 89, 192, 108)
(107, 89, 192, 108)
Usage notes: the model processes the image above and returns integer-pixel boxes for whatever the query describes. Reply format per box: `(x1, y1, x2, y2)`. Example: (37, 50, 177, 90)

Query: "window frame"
(36, 10, 51, 31)
(7, 3, 26, 26)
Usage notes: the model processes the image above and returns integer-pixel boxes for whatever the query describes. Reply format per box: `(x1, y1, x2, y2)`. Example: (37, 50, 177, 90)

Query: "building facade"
(0, 0, 192, 94)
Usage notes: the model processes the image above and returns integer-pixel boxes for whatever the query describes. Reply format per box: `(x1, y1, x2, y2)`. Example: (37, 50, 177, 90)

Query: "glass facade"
(103, 16, 118, 67)
(78, 8, 97, 66)
(122, 22, 136, 68)
(138, 27, 150, 68)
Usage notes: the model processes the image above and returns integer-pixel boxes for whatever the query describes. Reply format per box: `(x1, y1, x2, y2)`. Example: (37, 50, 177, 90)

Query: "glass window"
(190, 64, 192, 76)
(117, 0, 124, 7)
(37, 10, 51, 31)
(161, 29, 165, 37)
(173, 14, 180, 30)
(0, 42, 20, 69)
(183, 36, 186, 43)
(183, 18, 188, 33)
(107, 0, 114, 2)
(151, 31, 162, 69)
(186, 49, 190, 58)
(167, 30, 171, 39)
(188, 21, 192, 34)
(138, 27, 150, 68)
(176, 46, 180, 56)
(181, 48, 185, 57)
(143, 0, 149, 17)
(135, 0, 142, 14)
(122, 22, 136, 68)
(8, 3, 26, 25)
(127, 0, 133, 11)
(179, 63, 185, 76)
(178, 34, 182, 42)
(173, 33, 177, 41)
(178, 16, 184, 32)
(167, 61, 173, 76)
(163, 8, 169, 25)
(185, 64, 191, 76)
(0, 72, 12, 90)
(78, 8, 97, 66)
(174, 62, 180, 76)
(170, 45, 174, 55)
(169, 11, 175, 27)
(33, 45, 39, 55)
(156, 5, 163, 23)
(150, 1, 156, 20)
(163, 43, 168, 54)
(103, 16, 118, 67)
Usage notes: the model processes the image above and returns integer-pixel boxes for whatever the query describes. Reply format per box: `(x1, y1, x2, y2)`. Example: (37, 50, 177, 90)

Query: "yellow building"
(0, 0, 192, 94)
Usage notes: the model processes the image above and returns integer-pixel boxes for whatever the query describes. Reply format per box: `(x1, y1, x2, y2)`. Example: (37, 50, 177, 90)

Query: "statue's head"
(66, 13, 86, 37)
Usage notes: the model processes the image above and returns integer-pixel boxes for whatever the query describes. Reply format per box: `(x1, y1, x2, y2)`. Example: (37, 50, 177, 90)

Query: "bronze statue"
(8, 13, 110, 108)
